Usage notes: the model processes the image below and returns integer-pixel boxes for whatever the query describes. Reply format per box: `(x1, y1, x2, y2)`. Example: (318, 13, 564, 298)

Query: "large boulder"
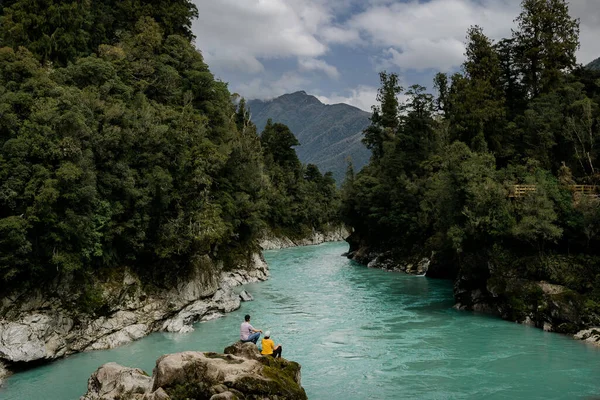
(239, 290, 253, 302)
(80, 362, 152, 400)
(81, 346, 307, 400)
(223, 341, 263, 360)
(575, 328, 600, 347)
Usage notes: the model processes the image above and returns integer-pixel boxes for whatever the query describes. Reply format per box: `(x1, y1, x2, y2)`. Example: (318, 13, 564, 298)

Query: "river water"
(1, 241, 600, 399)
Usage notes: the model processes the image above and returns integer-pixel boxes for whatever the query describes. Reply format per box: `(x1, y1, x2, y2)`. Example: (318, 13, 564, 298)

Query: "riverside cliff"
(0, 0, 344, 386)
(0, 226, 348, 386)
(346, 232, 600, 347)
(80, 342, 306, 400)
(0, 254, 267, 381)
(259, 225, 349, 250)
(340, 2, 600, 348)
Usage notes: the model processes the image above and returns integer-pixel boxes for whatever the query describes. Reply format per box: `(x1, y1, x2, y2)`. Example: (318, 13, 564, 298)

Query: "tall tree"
(433, 72, 449, 114)
(447, 26, 507, 155)
(513, 0, 580, 97)
(260, 119, 301, 172)
(496, 38, 528, 119)
(397, 84, 437, 173)
(362, 71, 403, 160)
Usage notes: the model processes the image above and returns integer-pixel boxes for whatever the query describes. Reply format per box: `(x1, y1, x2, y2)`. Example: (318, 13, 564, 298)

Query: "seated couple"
(240, 314, 283, 358)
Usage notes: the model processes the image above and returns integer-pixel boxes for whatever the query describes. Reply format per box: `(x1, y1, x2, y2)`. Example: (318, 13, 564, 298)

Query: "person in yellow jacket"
(260, 331, 282, 358)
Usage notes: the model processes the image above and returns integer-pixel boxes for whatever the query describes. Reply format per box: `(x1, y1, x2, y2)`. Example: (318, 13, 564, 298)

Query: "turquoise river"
(1, 242, 600, 399)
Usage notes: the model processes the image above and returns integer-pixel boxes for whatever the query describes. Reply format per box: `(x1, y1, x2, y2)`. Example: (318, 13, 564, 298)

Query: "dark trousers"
(270, 345, 282, 358)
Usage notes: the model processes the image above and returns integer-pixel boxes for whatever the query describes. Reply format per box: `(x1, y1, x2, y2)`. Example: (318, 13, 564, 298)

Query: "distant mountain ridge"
(586, 57, 600, 70)
(248, 91, 371, 183)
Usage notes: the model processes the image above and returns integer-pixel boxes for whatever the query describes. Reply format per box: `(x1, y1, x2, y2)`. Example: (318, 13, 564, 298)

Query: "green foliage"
(0, 0, 198, 66)
(260, 120, 340, 235)
(0, 11, 341, 292)
(448, 26, 507, 155)
(362, 71, 402, 159)
(514, 0, 580, 96)
(343, 0, 600, 313)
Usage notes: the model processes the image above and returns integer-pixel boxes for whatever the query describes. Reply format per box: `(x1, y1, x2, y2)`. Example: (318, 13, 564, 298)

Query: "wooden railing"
(569, 185, 597, 195)
(509, 184, 599, 198)
(509, 184, 537, 198)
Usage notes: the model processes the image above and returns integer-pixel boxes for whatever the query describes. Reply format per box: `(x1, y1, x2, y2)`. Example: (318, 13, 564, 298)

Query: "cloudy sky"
(191, 0, 600, 112)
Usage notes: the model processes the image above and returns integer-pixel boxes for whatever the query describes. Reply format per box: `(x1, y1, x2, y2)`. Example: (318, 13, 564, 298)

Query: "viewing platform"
(509, 184, 599, 198)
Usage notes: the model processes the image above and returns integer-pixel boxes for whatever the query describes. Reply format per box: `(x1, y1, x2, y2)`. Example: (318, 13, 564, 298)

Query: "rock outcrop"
(453, 270, 600, 346)
(574, 328, 600, 347)
(259, 225, 349, 250)
(0, 361, 7, 386)
(363, 252, 430, 275)
(81, 343, 307, 400)
(344, 230, 444, 277)
(0, 254, 268, 375)
(345, 232, 600, 347)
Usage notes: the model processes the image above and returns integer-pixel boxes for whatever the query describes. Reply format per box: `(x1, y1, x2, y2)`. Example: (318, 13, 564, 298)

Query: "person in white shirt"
(240, 314, 262, 344)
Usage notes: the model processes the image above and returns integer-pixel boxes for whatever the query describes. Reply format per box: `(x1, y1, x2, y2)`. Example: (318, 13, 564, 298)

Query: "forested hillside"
(0, 1, 340, 297)
(248, 91, 370, 184)
(343, 0, 600, 332)
(588, 57, 600, 71)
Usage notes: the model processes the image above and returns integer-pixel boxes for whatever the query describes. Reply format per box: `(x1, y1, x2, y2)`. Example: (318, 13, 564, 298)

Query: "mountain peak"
(587, 56, 600, 71)
(247, 92, 371, 184)
(280, 91, 322, 106)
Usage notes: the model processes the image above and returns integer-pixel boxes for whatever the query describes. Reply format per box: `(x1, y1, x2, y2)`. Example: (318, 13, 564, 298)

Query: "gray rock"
(210, 392, 238, 399)
(143, 388, 170, 400)
(239, 290, 253, 302)
(0, 253, 270, 374)
(259, 226, 349, 250)
(81, 347, 307, 399)
(86, 324, 149, 351)
(0, 361, 8, 387)
(80, 362, 152, 400)
(152, 351, 305, 399)
(574, 328, 600, 347)
(223, 341, 263, 360)
(416, 258, 430, 275)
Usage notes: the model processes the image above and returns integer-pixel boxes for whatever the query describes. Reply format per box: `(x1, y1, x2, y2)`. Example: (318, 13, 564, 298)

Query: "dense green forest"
(343, 0, 600, 330)
(0, 0, 339, 294)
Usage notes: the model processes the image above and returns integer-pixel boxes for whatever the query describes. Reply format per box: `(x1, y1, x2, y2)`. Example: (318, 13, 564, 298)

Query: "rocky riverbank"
(346, 247, 431, 276)
(344, 231, 438, 277)
(259, 225, 349, 250)
(0, 253, 268, 383)
(345, 232, 600, 348)
(0, 226, 349, 387)
(453, 272, 600, 348)
(80, 342, 307, 400)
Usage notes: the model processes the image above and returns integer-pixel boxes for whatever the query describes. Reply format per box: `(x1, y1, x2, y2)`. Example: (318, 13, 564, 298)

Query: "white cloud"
(344, 0, 600, 70)
(317, 85, 379, 112)
(236, 71, 309, 100)
(192, 0, 329, 73)
(570, 0, 600, 64)
(299, 58, 340, 78)
(192, 0, 600, 105)
(381, 40, 465, 72)
(202, 49, 265, 74)
(319, 26, 362, 45)
(346, 0, 518, 71)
